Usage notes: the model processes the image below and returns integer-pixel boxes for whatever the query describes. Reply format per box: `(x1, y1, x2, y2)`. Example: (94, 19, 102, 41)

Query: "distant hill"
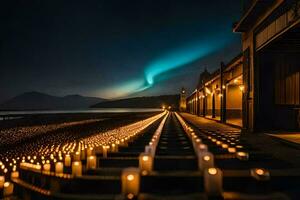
(0, 92, 106, 110)
(91, 95, 180, 109)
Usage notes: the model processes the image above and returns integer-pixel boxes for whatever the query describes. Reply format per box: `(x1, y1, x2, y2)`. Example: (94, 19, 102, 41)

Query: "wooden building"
(234, 0, 300, 131)
(186, 0, 300, 131)
(186, 54, 244, 128)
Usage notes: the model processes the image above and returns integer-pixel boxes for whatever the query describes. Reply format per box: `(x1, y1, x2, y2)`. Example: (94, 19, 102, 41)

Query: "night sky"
(0, 0, 242, 102)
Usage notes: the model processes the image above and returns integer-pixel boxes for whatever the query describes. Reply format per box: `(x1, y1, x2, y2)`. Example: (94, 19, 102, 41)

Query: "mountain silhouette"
(0, 91, 106, 110)
(91, 95, 179, 109)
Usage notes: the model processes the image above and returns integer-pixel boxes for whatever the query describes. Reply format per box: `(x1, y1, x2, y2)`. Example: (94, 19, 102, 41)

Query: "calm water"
(0, 108, 162, 120)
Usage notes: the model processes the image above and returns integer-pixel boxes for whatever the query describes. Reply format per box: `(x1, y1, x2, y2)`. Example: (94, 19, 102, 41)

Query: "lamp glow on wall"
(121, 167, 140, 198)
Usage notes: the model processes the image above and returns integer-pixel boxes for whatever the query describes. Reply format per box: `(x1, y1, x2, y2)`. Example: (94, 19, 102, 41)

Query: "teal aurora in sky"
(105, 33, 232, 98)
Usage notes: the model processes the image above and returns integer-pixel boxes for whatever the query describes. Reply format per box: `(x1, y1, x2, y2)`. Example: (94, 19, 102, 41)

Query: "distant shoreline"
(0, 108, 163, 116)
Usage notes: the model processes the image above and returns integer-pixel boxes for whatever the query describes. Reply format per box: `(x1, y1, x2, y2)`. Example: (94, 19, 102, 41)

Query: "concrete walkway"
(180, 113, 240, 132)
(180, 112, 300, 168)
(268, 133, 300, 145)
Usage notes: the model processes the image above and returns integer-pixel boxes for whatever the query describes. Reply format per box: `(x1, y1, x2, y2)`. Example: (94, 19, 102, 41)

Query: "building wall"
(239, 0, 286, 131)
(226, 84, 243, 120)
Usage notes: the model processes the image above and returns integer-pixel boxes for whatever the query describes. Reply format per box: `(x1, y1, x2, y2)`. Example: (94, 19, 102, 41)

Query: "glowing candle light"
(72, 161, 82, 177)
(55, 162, 64, 175)
(198, 144, 208, 152)
(236, 151, 249, 161)
(102, 146, 108, 158)
(3, 182, 14, 196)
(111, 143, 118, 152)
(0, 176, 4, 188)
(73, 151, 80, 161)
(86, 156, 97, 170)
(198, 152, 214, 171)
(86, 147, 94, 157)
(221, 144, 229, 149)
(64, 154, 71, 167)
(43, 163, 51, 173)
(204, 168, 223, 196)
(250, 168, 270, 181)
(139, 153, 153, 175)
(228, 147, 236, 153)
(11, 171, 19, 179)
(121, 168, 140, 198)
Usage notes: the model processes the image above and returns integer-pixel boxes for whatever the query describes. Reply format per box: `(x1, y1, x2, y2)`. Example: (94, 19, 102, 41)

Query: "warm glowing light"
(203, 156, 210, 161)
(142, 156, 149, 161)
(239, 85, 245, 92)
(127, 174, 134, 181)
(4, 182, 10, 187)
(222, 144, 228, 149)
(208, 168, 217, 175)
(228, 147, 236, 153)
(256, 169, 264, 175)
(127, 193, 134, 199)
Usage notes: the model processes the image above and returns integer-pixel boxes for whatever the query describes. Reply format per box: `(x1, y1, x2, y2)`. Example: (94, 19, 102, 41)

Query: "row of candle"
(120, 113, 170, 198)
(175, 113, 271, 194)
(174, 112, 223, 196)
(0, 112, 167, 176)
(139, 113, 169, 176)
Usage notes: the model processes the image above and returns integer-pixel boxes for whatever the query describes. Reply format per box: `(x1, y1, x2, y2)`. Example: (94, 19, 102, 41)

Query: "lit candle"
(55, 162, 64, 175)
(250, 168, 270, 181)
(236, 151, 249, 161)
(192, 138, 202, 149)
(228, 147, 236, 153)
(3, 182, 14, 196)
(204, 168, 223, 196)
(197, 144, 208, 152)
(64, 154, 71, 167)
(121, 167, 140, 197)
(0, 176, 4, 188)
(72, 161, 82, 177)
(11, 171, 19, 179)
(86, 156, 97, 170)
(86, 147, 94, 157)
(73, 151, 81, 161)
(111, 143, 118, 152)
(221, 144, 229, 149)
(198, 151, 214, 171)
(139, 153, 153, 175)
(43, 163, 51, 173)
(102, 146, 108, 158)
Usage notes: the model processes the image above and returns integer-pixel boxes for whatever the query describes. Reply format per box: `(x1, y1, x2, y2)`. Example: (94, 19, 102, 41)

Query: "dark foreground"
(0, 112, 299, 200)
